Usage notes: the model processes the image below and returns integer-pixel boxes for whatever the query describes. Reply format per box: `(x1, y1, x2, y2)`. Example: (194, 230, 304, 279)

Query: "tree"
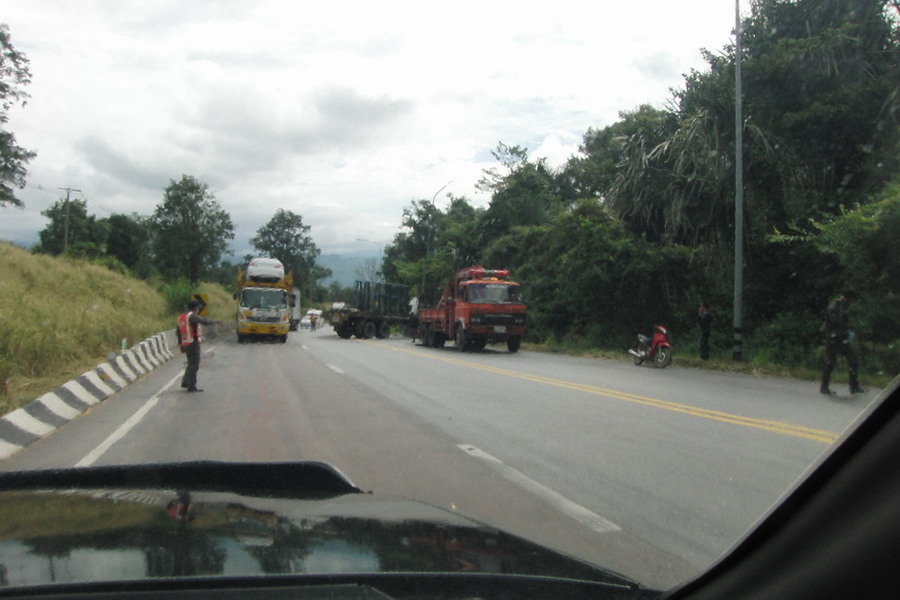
(250, 208, 329, 294)
(477, 143, 563, 243)
(0, 24, 36, 208)
(148, 175, 234, 285)
(105, 213, 150, 273)
(34, 197, 109, 257)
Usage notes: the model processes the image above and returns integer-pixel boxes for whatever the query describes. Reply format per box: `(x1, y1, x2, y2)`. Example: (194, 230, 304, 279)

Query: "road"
(0, 326, 876, 588)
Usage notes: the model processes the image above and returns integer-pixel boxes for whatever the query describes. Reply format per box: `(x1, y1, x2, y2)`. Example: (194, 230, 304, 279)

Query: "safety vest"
(178, 312, 203, 346)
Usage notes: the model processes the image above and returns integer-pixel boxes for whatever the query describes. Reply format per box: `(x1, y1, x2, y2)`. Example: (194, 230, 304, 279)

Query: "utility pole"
(57, 187, 82, 254)
(733, 0, 745, 361)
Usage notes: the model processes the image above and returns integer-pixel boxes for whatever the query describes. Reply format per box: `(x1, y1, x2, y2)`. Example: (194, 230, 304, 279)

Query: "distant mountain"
(317, 253, 372, 287)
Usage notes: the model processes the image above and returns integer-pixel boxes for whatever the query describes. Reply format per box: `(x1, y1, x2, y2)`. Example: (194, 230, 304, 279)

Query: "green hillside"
(0, 242, 232, 414)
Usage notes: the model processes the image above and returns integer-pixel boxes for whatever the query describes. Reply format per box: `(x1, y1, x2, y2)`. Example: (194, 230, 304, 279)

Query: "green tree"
(34, 197, 109, 257)
(148, 175, 235, 285)
(477, 143, 563, 243)
(104, 213, 150, 274)
(382, 195, 484, 304)
(0, 24, 36, 208)
(250, 208, 329, 294)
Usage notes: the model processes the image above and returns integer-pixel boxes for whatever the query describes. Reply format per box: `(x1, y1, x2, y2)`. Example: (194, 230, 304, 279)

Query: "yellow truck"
(235, 258, 294, 343)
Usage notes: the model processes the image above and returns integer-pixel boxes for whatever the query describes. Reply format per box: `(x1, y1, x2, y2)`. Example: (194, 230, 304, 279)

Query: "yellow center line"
(373, 342, 840, 444)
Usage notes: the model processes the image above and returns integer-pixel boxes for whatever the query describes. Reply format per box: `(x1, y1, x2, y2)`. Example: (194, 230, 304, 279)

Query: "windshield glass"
(0, 0, 897, 596)
(467, 283, 523, 304)
(240, 289, 287, 309)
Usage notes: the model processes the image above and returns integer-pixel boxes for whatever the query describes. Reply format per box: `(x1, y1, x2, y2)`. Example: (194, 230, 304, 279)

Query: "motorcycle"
(628, 325, 673, 368)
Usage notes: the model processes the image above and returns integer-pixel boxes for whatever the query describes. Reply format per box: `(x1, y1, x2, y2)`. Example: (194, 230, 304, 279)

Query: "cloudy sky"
(2, 0, 736, 257)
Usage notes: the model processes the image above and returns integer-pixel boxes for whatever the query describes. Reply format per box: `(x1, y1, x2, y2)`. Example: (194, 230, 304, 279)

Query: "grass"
(0, 243, 234, 414)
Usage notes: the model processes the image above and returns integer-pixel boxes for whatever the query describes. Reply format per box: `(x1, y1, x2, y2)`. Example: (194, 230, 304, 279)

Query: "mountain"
(317, 253, 373, 287)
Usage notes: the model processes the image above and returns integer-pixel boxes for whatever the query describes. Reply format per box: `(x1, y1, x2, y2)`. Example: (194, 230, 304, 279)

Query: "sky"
(1, 0, 736, 258)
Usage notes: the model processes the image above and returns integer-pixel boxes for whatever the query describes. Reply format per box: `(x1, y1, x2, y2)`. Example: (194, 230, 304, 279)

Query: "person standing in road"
(177, 299, 219, 393)
(820, 290, 865, 396)
(698, 302, 712, 361)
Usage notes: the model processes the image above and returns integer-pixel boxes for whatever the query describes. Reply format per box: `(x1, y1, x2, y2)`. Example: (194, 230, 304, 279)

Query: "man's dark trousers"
(181, 342, 201, 390)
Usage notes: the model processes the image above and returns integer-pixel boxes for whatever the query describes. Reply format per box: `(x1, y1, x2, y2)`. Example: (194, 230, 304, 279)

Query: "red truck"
(417, 266, 527, 353)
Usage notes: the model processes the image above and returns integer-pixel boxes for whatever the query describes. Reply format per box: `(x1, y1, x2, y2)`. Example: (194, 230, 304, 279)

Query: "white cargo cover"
(247, 257, 284, 282)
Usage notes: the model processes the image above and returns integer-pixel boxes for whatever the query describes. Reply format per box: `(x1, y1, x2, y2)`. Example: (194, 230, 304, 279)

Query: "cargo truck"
(418, 266, 526, 353)
(235, 257, 293, 343)
(324, 281, 411, 340)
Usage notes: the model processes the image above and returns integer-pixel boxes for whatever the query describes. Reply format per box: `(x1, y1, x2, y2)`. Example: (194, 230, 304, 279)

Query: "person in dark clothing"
(698, 302, 712, 361)
(177, 299, 219, 393)
(820, 290, 864, 396)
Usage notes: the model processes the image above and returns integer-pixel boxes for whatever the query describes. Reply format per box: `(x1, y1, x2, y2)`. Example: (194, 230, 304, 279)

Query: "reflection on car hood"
(0, 461, 652, 597)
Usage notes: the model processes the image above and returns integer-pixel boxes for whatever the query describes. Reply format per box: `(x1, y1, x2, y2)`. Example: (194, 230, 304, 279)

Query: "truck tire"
(423, 327, 434, 347)
(455, 325, 467, 352)
(336, 324, 353, 339)
(362, 321, 377, 339)
(433, 333, 446, 348)
(507, 336, 521, 353)
(377, 321, 391, 339)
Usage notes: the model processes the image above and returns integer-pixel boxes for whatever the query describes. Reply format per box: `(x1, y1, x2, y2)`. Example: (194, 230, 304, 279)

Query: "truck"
(235, 257, 294, 343)
(418, 266, 526, 353)
(324, 280, 411, 340)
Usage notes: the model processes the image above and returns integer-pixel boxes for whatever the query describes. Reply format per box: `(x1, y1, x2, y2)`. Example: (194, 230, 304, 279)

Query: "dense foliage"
(383, 0, 900, 376)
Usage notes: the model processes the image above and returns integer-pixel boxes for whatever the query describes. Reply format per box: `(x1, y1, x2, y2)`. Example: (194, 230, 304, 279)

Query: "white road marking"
(327, 364, 345, 374)
(75, 373, 182, 467)
(458, 443, 620, 534)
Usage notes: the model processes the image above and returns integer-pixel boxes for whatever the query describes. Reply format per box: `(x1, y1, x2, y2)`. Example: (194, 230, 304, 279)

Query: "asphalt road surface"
(0, 326, 877, 588)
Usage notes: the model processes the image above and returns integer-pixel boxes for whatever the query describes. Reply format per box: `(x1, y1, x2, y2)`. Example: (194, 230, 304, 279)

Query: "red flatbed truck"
(417, 266, 527, 353)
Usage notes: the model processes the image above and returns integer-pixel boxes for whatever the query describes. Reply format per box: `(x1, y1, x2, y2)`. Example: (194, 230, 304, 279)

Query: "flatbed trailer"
(325, 281, 412, 340)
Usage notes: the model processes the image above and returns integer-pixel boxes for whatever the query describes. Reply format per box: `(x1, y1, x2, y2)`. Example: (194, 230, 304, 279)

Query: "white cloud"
(1, 0, 736, 255)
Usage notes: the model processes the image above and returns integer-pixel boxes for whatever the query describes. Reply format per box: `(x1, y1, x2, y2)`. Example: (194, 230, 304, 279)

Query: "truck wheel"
(423, 327, 434, 347)
(455, 326, 467, 352)
(280, 334, 288, 343)
(337, 324, 353, 339)
(238, 334, 245, 344)
(362, 321, 377, 339)
(507, 336, 521, 353)
(377, 321, 391, 339)
(434, 333, 446, 348)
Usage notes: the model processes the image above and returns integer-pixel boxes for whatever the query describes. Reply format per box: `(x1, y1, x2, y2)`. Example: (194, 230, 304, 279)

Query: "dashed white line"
(327, 364, 345, 374)
(75, 373, 182, 467)
(458, 443, 620, 534)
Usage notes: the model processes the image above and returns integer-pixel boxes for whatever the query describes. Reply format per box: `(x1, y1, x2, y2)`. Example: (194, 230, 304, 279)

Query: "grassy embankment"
(0, 242, 233, 414)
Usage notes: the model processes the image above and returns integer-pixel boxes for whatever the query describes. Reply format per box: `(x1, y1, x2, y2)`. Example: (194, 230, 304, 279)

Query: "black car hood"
(0, 461, 652, 598)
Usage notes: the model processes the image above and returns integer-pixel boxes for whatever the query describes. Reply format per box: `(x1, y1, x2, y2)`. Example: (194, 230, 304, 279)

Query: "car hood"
(0, 461, 654, 598)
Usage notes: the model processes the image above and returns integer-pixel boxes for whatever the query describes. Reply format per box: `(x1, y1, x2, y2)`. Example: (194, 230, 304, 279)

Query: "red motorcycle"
(628, 325, 673, 368)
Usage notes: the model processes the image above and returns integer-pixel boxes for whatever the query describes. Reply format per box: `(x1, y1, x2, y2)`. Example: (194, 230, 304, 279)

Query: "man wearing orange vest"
(177, 299, 219, 392)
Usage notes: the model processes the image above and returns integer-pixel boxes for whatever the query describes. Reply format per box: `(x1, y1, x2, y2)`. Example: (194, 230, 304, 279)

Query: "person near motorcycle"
(820, 290, 864, 396)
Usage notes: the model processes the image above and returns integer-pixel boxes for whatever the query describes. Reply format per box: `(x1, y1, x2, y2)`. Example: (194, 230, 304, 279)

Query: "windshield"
(466, 283, 523, 304)
(0, 1, 897, 596)
(240, 289, 287, 309)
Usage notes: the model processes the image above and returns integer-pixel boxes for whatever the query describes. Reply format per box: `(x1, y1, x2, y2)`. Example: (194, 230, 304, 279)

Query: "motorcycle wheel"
(632, 346, 644, 366)
(654, 347, 673, 368)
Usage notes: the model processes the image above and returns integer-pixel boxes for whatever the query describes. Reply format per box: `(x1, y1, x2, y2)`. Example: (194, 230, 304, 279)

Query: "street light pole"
(733, 0, 745, 361)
